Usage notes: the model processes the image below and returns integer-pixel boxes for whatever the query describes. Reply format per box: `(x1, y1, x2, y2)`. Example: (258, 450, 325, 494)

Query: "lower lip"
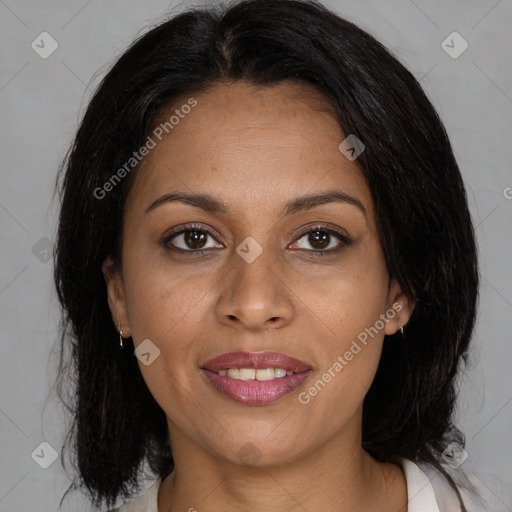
(201, 369, 312, 405)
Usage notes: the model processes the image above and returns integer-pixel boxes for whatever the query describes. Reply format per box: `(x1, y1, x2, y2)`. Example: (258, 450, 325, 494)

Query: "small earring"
(117, 322, 123, 349)
(396, 316, 405, 337)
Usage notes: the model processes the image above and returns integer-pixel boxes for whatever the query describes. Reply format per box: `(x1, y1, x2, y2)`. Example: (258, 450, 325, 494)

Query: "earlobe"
(384, 278, 416, 336)
(102, 255, 132, 338)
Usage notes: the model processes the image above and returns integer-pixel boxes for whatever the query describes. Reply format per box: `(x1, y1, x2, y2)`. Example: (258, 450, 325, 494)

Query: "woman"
(53, 0, 502, 510)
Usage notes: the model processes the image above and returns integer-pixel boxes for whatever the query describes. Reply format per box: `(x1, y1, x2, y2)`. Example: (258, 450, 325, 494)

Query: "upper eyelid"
(163, 223, 349, 248)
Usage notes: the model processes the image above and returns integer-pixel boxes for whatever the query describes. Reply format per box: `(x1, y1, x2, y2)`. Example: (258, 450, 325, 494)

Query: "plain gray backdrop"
(1, 0, 511, 510)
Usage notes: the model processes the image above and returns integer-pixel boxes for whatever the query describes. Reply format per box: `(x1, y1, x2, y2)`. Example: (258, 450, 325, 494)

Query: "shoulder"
(108, 476, 161, 512)
(400, 457, 509, 512)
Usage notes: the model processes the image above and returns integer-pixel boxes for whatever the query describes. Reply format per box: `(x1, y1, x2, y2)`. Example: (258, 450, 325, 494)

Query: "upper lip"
(201, 351, 312, 373)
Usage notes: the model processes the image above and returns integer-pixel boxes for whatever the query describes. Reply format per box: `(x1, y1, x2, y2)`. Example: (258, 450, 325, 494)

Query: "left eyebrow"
(144, 189, 368, 225)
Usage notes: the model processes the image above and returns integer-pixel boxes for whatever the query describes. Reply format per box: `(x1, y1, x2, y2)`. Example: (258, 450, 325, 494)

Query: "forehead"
(125, 80, 375, 226)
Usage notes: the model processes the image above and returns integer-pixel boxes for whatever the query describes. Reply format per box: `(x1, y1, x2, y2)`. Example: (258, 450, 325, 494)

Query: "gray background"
(1, 0, 511, 510)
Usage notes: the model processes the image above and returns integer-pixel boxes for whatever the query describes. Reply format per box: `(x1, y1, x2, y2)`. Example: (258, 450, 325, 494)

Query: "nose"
(215, 243, 294, 331)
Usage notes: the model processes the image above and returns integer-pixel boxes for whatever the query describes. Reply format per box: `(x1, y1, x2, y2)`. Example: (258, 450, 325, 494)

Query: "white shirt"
(109, 458, 508, 511)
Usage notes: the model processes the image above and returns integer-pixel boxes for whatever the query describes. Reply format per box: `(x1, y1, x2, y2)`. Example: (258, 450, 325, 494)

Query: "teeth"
(254, 368, 273, 381)
(227, 368, 240, 379)
(217, 368, 292, 380)
(239, 368, 256, 380)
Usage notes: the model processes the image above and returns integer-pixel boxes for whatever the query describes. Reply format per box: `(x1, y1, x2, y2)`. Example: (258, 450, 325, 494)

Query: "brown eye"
(306, 230, 330, 250)
(181, 230, 208, 250)
(291, 224, 352, 255)
(162, 224, 223, 252)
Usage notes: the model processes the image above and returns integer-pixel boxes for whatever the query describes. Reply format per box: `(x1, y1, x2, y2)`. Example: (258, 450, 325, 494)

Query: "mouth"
(200, 351, 313, 406)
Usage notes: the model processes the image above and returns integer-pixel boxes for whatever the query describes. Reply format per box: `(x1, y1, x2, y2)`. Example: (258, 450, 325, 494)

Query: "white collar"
(399, 458, 441, 511)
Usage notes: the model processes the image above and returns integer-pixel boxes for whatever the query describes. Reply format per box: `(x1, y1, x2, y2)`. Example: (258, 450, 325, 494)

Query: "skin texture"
(103, 80, 415, 512)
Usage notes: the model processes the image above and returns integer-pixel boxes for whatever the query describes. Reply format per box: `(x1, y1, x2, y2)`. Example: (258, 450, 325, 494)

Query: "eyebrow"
(145, 189, 368, 225)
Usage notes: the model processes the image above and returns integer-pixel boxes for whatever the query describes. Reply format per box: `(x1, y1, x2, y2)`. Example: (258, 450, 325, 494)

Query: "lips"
(201, 351, 313, 373)
(200, 351, 313, 406)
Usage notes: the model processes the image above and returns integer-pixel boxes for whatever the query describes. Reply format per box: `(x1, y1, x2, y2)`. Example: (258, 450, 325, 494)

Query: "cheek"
(121, 258, 212, 413)
(299, 253, 388, 406)
(300, 255, 388, 344)
(121, 242, 215, 341)
(120, 250, 222, 390)
(292, 322, 385, 448)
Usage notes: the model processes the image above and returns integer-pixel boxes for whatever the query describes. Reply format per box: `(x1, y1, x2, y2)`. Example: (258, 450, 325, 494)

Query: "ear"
(384, 277, 416, 336)
(102, 255, 132, 338)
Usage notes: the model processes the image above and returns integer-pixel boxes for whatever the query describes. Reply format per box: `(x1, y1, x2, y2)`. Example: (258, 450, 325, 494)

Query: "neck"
(157, 415, 407, 512)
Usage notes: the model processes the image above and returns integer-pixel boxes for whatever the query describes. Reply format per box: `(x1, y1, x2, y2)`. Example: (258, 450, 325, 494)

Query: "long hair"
(53, 0, 479, 509)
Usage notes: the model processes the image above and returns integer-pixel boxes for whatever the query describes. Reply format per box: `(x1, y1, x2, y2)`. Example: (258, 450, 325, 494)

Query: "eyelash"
(160, 223, 352, 257)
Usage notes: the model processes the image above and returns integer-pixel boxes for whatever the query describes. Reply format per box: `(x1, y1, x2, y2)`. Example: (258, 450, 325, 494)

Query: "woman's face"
(104, 80, 413, 466)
